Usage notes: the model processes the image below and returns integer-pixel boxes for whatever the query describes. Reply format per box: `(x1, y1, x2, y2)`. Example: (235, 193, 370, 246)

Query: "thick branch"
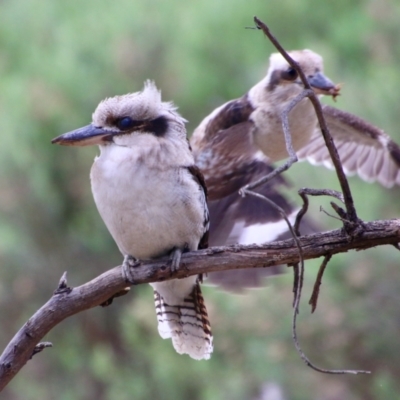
(0, 218, 399, 389)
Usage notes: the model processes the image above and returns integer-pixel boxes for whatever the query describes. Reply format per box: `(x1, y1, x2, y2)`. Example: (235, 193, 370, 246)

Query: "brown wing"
(197, 120, 265, 200)
(297, 105, 400, 188)
(191, 95, 259, 201)
(202, 94, 254, 140)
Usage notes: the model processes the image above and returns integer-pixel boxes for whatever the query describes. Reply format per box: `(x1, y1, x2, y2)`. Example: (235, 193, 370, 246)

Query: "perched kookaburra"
(52, 81, 213, 360)
(192, 49, 400, 289)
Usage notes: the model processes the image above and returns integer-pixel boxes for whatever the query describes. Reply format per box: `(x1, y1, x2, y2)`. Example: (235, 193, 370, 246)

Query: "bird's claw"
(170, 248, 182, 274)
(122, 255, 141, 284)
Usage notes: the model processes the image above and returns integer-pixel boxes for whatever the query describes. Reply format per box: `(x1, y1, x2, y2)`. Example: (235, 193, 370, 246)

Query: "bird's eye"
(117, 117, 135, 131)
(282, 67, 298, 81)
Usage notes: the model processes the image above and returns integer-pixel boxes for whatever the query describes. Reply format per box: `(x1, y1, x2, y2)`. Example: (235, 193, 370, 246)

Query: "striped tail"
(154, 281, 213, 360)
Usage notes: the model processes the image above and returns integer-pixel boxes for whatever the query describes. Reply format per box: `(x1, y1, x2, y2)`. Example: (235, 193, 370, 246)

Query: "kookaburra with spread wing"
(52, 81, 213, 360)
(192, 49, 400, 192)
(191, 49, 400, 289)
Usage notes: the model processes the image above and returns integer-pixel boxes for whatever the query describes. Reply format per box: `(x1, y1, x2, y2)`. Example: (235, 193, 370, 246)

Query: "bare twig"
(252, 16, 370, 375)
(309, 254, 332, 313)
(319, 206, 345, 222)
(290, 263, 301, 309)
(239, 90, 311, 194)
(295, 188, 345, 234)
(241, 189, 305, 314)
(298, 188, 345, 204)
(291, 294, 370, 375)
(239, 190, 301, 253)
(253, 16, 359, 226)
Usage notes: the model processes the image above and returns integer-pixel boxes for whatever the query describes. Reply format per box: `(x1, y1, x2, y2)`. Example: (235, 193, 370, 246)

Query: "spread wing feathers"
(196, 120, 260, 200)
(192, 95, 256, 201)
(154, 281, 213, 360)
(195, 94, 254, 146)
(297, 105, 400, 188)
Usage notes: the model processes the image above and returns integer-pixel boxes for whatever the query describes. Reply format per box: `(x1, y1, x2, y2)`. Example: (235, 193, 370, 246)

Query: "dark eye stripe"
(115, 116, 169, 137)
(148, 116, 169, 137)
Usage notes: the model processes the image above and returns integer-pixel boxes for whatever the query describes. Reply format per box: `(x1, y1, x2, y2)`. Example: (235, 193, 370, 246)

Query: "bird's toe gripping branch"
(122, 255, 142, 284)
(169, 247, 183, 273)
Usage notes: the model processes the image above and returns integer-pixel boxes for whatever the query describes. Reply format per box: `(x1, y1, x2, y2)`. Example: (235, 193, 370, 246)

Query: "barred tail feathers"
(153, 281, 213, 360)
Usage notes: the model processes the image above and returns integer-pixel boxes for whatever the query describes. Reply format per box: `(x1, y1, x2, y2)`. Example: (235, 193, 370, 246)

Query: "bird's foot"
(169, 248, 182, 273)
(122, 255, 141, 284)
(169, 244, 189, 274)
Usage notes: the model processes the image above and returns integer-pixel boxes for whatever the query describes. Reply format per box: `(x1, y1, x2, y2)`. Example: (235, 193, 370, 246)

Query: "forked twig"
(251, 16, 370, 375)
(295, 188, 345, 234)
(253, 16, 359, 226)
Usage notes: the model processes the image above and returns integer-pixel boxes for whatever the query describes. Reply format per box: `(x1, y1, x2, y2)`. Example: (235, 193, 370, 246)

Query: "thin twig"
(295, 188, 345, 233)
(309, 254, 332, 313)
(253, 15, 370, 375)
(290, 263, 301, 309)
(298, 188, 344, 203)
(242, 189, 305, 313)
(320, 206, 349, 223)
(253, 16, 359, 226)
(239, 90, 311, 194)
(241, 190, 302, 254)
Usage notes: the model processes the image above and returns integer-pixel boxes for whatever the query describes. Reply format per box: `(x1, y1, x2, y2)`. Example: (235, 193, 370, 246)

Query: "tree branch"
(0, 218, 399, 390)
(253, 16, 359, 224)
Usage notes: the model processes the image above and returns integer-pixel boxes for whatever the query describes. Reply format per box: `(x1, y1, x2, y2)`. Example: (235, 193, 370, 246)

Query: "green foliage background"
(1, 0, 400, 399)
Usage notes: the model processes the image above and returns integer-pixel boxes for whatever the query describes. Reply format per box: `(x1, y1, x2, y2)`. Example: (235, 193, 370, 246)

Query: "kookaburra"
(192, 49, 400, 197)
(192, 49, 400, 289)
(52, 81, 213, 360)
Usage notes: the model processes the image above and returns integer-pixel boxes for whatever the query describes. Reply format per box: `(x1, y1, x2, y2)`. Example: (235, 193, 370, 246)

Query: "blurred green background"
(1, 0, 400, 399)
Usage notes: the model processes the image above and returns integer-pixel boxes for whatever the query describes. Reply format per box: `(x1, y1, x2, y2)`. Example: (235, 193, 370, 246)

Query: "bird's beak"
(51, 124, 113, 146)
(308, 72, 341, 98)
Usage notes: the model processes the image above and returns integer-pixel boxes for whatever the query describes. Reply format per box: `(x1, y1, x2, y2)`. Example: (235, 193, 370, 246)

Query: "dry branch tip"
(309, 255, 332, 313)
(30, 342, 53, 360)
(54, 272, 72, 295)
